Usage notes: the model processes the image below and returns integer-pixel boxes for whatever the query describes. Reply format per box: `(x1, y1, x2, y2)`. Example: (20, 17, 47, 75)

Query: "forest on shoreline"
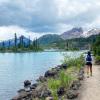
(0, 33, 43, 52)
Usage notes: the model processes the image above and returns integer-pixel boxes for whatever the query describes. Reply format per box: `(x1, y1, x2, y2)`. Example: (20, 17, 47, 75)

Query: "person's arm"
(85, 55, 87, 62)
(91, 56, 93, 62)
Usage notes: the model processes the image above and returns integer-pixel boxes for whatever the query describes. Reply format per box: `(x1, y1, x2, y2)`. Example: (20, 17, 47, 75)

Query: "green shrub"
(48, 79, 61, 100)
(59, 71, 73, 87)
(48, 71, 75, 100)
(92, 35, 100, 56)
(95, 55, 100, 62)
(62, 54, 85, 69)
(48, 79, 61, 90)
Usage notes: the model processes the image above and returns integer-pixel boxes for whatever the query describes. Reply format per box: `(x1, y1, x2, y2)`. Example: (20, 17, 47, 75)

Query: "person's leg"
(86, 65, 89, 77)
(90, 65, 92, 76)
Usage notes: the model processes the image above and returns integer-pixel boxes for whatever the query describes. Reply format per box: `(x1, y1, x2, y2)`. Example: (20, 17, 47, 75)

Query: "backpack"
(86, 55, 92, 62)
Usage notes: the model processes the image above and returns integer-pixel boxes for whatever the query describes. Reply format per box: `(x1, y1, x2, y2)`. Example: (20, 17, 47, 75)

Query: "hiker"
(86, 51, 92, 77)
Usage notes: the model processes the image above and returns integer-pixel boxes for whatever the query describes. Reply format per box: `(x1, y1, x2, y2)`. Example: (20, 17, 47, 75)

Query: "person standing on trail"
(86, 51, 92, 77)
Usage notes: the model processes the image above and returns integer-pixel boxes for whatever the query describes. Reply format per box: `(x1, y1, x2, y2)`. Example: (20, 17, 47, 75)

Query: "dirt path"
(78, 64, 100, 100)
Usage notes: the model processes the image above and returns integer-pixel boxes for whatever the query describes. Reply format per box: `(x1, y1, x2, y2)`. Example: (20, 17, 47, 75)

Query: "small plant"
(62, 54, 85, 70)
(95, 55, 100, 61)
(48, 79, 61, 90)
(95, 55, 100, 64)
(48, 79, 61, 100)
(59, 71, 73, 88)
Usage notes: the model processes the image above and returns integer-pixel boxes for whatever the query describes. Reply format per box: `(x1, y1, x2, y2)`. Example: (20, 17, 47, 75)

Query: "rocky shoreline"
(12, 64, 84, 100)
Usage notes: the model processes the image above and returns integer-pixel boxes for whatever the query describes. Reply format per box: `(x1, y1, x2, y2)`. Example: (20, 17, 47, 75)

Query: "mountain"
(84, 28, 100, 37)
(1, 27, 100, 48)
(37, 34, 63, 45)
(53, 34, 99, 50)
(0, 35, 32, 47)
(61, 27, 83, 40)
(36, 27, 100, 46)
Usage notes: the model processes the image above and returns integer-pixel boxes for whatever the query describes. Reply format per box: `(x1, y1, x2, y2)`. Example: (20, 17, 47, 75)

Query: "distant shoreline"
(0, 49, 87, 53)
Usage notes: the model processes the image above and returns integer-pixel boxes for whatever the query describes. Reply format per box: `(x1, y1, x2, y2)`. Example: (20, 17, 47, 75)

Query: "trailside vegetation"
(47, 55, 85, 100)
(92, 34, 100, 64)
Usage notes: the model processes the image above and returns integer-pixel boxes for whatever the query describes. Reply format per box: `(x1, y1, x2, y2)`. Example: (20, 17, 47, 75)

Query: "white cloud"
(56, 0, 91, 19)
(0, 26, 44, 41)
(0, 0, 100, 40)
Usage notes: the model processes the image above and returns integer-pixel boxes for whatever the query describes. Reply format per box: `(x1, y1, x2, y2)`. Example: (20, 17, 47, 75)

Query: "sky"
(0, 0, 100, 41)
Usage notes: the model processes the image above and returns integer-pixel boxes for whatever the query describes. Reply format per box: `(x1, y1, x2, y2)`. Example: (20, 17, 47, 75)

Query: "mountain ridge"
(37, 34, 63, 45)
(60, 27, 83, 39)
(0, 27, 100, 47)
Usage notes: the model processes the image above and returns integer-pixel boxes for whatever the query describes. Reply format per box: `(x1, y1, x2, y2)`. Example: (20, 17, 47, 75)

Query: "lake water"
(0, 51, 85, 100)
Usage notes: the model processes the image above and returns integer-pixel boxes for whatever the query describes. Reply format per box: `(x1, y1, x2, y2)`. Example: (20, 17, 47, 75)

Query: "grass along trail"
(78, 64, 100, 100)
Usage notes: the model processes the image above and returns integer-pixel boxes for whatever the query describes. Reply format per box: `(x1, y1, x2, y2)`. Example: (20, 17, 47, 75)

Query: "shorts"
(86, 62, 92, 66)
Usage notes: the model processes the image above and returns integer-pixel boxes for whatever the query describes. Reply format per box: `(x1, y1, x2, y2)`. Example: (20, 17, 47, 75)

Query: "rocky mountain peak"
(84, 28, 100, 37)
(60, 27, 83, 39)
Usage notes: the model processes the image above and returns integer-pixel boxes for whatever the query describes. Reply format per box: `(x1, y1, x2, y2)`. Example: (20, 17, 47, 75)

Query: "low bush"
(59, 71, 73, 88)
(95, 55, 100, 61)
(48, 79, 61, 100)
(62, 54, 85, 70)
(95, 55, 100, 64)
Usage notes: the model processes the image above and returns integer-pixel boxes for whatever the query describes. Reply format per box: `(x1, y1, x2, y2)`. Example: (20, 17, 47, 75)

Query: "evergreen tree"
(8, 40, 11, 49)
(28, 36, 31, 48)
(21, 35, 24, 48)
(2, 41, 5, 51)
(92, 34, 100, 55)
(33, 39, 36, 50)
(35, 38, 38, 49)
(2, 41, 5, 48)
(14, 33, 17, 50)
(19, 35, 24, 48)
(65, 42, 69, 50)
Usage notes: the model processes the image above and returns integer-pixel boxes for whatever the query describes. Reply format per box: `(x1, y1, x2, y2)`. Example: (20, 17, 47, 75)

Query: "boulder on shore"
(61, 64, 67, 69)
(57, 64, 67, 69)
(70, 80, 81, 90)
(57, 87, 65, 96)
(66, 90, 79, 99)
(12, 91, 32, 100)
(30, 83, 38, 90)
(36, 76, 47, 82)
(24, 80, 31, 87)
(44, 70, 58, 78)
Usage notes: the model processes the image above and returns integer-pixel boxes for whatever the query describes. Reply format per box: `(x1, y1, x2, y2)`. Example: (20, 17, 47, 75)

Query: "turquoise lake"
(0, 51, 85, 100)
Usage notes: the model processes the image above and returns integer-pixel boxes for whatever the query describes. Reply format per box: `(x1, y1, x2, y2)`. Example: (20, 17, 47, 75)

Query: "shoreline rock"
(12, 64, 84, 100)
